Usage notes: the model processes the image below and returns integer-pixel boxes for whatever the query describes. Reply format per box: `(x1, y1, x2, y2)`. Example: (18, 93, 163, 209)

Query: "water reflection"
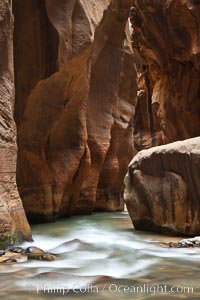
(0, 212, 200, 299)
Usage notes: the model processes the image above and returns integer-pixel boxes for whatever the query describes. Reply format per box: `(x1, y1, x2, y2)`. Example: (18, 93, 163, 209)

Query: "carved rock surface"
(124, 137, 200, 236)
(0, 0, 31, 247)
(130, 0, 200, 150)
(14, 0, 137, 222)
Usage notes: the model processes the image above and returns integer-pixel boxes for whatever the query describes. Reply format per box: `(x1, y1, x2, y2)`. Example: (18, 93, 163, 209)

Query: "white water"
(0, 212, 200, 299)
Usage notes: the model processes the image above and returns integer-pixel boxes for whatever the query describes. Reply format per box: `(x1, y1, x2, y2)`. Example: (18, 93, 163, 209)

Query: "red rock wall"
(14, 0, 137, 222)
(0, 0, 31, 245)
(130, 0, 200, 150)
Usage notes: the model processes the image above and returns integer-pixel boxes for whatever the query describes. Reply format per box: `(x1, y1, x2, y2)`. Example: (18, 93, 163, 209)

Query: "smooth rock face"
(14, 0, 137, 221)
(0, 0, 31, 247)
(130, 0, 200, 150)
(124, 137, 200, 236)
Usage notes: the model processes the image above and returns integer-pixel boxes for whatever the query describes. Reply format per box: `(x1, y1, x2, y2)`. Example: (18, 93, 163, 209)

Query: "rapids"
(0, 212, 199, 299)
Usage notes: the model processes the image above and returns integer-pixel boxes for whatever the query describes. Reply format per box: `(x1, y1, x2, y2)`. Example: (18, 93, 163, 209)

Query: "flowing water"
(0, 212, 200, 300)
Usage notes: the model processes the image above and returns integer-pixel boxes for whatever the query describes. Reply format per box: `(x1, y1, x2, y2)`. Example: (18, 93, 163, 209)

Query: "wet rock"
(9, 247, 26, 254)
(25, 246, 56, 261)
(2, 258, 17, 264)
(0, 246, 56, 264)
(0, 251, 27, 263)
(169, 242, 183, 248)
(27, 252, 56, 261)
(0, 250, 5, 256)
(179, 237, 200, 247)
(169, 237, 200, 248)
(25, 246, 46, 255)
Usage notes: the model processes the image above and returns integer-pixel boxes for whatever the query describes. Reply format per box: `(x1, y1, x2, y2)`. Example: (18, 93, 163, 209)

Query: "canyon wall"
(14, 0, 137, 222)
(130, 0, 200, 150)
(0, 0, 31, 247)
(125, 0, 200, 236)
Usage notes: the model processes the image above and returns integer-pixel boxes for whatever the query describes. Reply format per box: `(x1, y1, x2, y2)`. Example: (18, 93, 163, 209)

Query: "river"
(0, 212, 200, 299)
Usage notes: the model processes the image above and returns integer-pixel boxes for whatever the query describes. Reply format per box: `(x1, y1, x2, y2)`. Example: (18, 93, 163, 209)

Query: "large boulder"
(13, 0, 137, 222)
(124, 137, 200, 236)
(0, 0, 31, 248)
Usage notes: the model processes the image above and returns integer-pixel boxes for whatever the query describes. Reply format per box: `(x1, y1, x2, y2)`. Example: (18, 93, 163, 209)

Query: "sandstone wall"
(130, 0, 200, 150)
(14, 0, 137, 222)
(0, 0, 31, 247)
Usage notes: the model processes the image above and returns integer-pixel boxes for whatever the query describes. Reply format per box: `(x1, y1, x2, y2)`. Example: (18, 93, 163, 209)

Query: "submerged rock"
(124, 137, 200, 236)
(0, 251, 27, 263)
(169, 237, 200, 248)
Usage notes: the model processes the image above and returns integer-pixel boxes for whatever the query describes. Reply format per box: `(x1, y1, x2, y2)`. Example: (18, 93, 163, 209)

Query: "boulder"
(124, 137, 200, 236)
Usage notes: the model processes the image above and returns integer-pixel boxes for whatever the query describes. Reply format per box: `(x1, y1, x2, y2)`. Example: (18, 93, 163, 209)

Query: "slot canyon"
(0, 0, 200, 247)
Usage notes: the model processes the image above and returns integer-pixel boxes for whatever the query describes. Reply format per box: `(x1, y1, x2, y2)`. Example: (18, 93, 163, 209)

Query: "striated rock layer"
(130, 0, 200, 150)
(14, 0, 137, 222)
(0, 0, 31, 247)
(124, 137, 200, 236)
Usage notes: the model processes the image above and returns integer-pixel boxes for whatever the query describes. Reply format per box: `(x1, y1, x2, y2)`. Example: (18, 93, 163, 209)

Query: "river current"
(0, 212, 200, 299)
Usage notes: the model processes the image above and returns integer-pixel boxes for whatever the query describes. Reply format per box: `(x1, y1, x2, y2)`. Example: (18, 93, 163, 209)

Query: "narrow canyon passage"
(0, 0, 200, 299)
(0, 0, 199, 242)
